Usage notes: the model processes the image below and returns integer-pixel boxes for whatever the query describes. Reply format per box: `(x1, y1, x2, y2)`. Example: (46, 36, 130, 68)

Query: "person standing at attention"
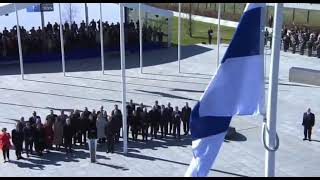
(0, 128, 11, 163)
(208, 26, 213, 45)
(12, 122, 24, 160)
(302, 108, 315, 141)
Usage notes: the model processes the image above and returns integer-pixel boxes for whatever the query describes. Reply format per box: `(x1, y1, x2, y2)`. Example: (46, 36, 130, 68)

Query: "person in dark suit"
(63, 118, 74, 154)
(73, 110, 81, 145)
(208, 27, 213, 44)
(43, 119, 54, 152)
(302, 108, 315, 141)
(140, 107, 149, 141)
(111, 104, 122, 143)
(166, 103, 174, 135)
(150, 106, 160, 139)
(153, 100, 161, 112)
(173, 106, 182, 139)
(80, 107, 91, 146)
(58, 110, 68, 126)
(23, 122, 34, 157)
(131, 110, 141, 141)
(34, 123, 45, 156)
(12, 122, 24, 160)
(182, 102, 192, 135)
(29, 111, 40, 127)
(88, 114, 98, 140)
(163, 105, 170, 137)
(46, 110, 57, 127)
(160, 105, 166, 138)
(69, 110, 78, 146)
(127, 100, 136, 140)
(105, 116, 115, 153)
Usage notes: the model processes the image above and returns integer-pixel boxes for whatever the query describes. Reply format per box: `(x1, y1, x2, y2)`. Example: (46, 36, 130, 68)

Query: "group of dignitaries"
(265, 25, 320, 58)
(0, 100, 191, 162)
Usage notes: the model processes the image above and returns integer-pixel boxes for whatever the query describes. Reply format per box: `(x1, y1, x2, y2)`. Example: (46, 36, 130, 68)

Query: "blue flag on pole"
(185, 3, 265, 177)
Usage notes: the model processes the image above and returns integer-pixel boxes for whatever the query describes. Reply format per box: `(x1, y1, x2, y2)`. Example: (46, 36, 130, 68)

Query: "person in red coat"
(0, 128, 11, 163)
(43, 119, 54, 152)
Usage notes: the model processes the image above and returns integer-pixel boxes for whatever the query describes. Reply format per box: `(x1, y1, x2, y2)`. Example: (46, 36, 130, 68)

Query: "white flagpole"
(139, 3, 143, 74)
(85, 3, 89, 27)
(178, 3, 181, 73)
(265, 3, 283, 177)
(216, 3, 221, 68)
(100, 3, 104, 74)
(14, 3, 24, 80)
(119, 3, 128, 154)
(59, 3, 66, 76)
(259, 4, 266, 108)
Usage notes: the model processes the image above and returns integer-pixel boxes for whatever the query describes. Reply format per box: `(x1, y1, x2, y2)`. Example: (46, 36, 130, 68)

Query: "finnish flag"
(185, 3, 265, 177)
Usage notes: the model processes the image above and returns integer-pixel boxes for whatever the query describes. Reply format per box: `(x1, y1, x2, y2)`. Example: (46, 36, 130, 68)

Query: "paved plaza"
(0, 44, 320, 176)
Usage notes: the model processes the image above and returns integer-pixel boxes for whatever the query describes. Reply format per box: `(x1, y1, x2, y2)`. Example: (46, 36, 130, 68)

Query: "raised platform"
(289, 67, 320, 86)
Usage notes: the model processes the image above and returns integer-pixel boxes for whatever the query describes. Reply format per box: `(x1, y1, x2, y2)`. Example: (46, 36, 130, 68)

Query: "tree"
(62, 3, 79, 24)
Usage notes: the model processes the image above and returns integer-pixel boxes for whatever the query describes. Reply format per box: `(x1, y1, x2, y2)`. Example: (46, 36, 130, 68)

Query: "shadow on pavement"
(0, 45, 212, 76)
(135, 89, 198, 102)
(115, 151, 248, 177)
(224, 132, 247, 142)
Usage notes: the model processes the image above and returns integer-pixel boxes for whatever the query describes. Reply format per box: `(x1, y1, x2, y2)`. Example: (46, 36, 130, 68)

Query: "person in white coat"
(96, 110, 107, 143)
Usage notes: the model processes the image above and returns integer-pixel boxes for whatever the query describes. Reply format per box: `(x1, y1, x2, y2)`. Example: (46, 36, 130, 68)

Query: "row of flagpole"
(13, 3, 282, 177)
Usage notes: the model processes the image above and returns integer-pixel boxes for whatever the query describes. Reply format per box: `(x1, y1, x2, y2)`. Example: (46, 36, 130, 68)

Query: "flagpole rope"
(262, 118, 280, 152)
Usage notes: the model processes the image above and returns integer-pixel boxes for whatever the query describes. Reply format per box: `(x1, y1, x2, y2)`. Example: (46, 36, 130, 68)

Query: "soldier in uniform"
(282, 32, 290, 52)
(290, 31, 299, 54)
(173, 106, 182, 139)
(264, 28, 269, 46)
(307, 33, 316, 57)
(208, 27, 213, 44)
(299, 32, 307, 55)
(182, 102, 192, 135)
(129, 19, 135, 29)
(316, 35, 320, 58)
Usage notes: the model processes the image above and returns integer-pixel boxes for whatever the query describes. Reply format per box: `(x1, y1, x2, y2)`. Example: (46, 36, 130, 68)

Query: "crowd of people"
(0, 100, 191, 163)
(0, 19, 166, 59)
(265, 25, 320, 58)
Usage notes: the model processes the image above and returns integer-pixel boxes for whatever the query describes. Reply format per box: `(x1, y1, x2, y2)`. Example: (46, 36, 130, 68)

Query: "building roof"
(0, 3, 40, 16)
(120, 3, 173, 18)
